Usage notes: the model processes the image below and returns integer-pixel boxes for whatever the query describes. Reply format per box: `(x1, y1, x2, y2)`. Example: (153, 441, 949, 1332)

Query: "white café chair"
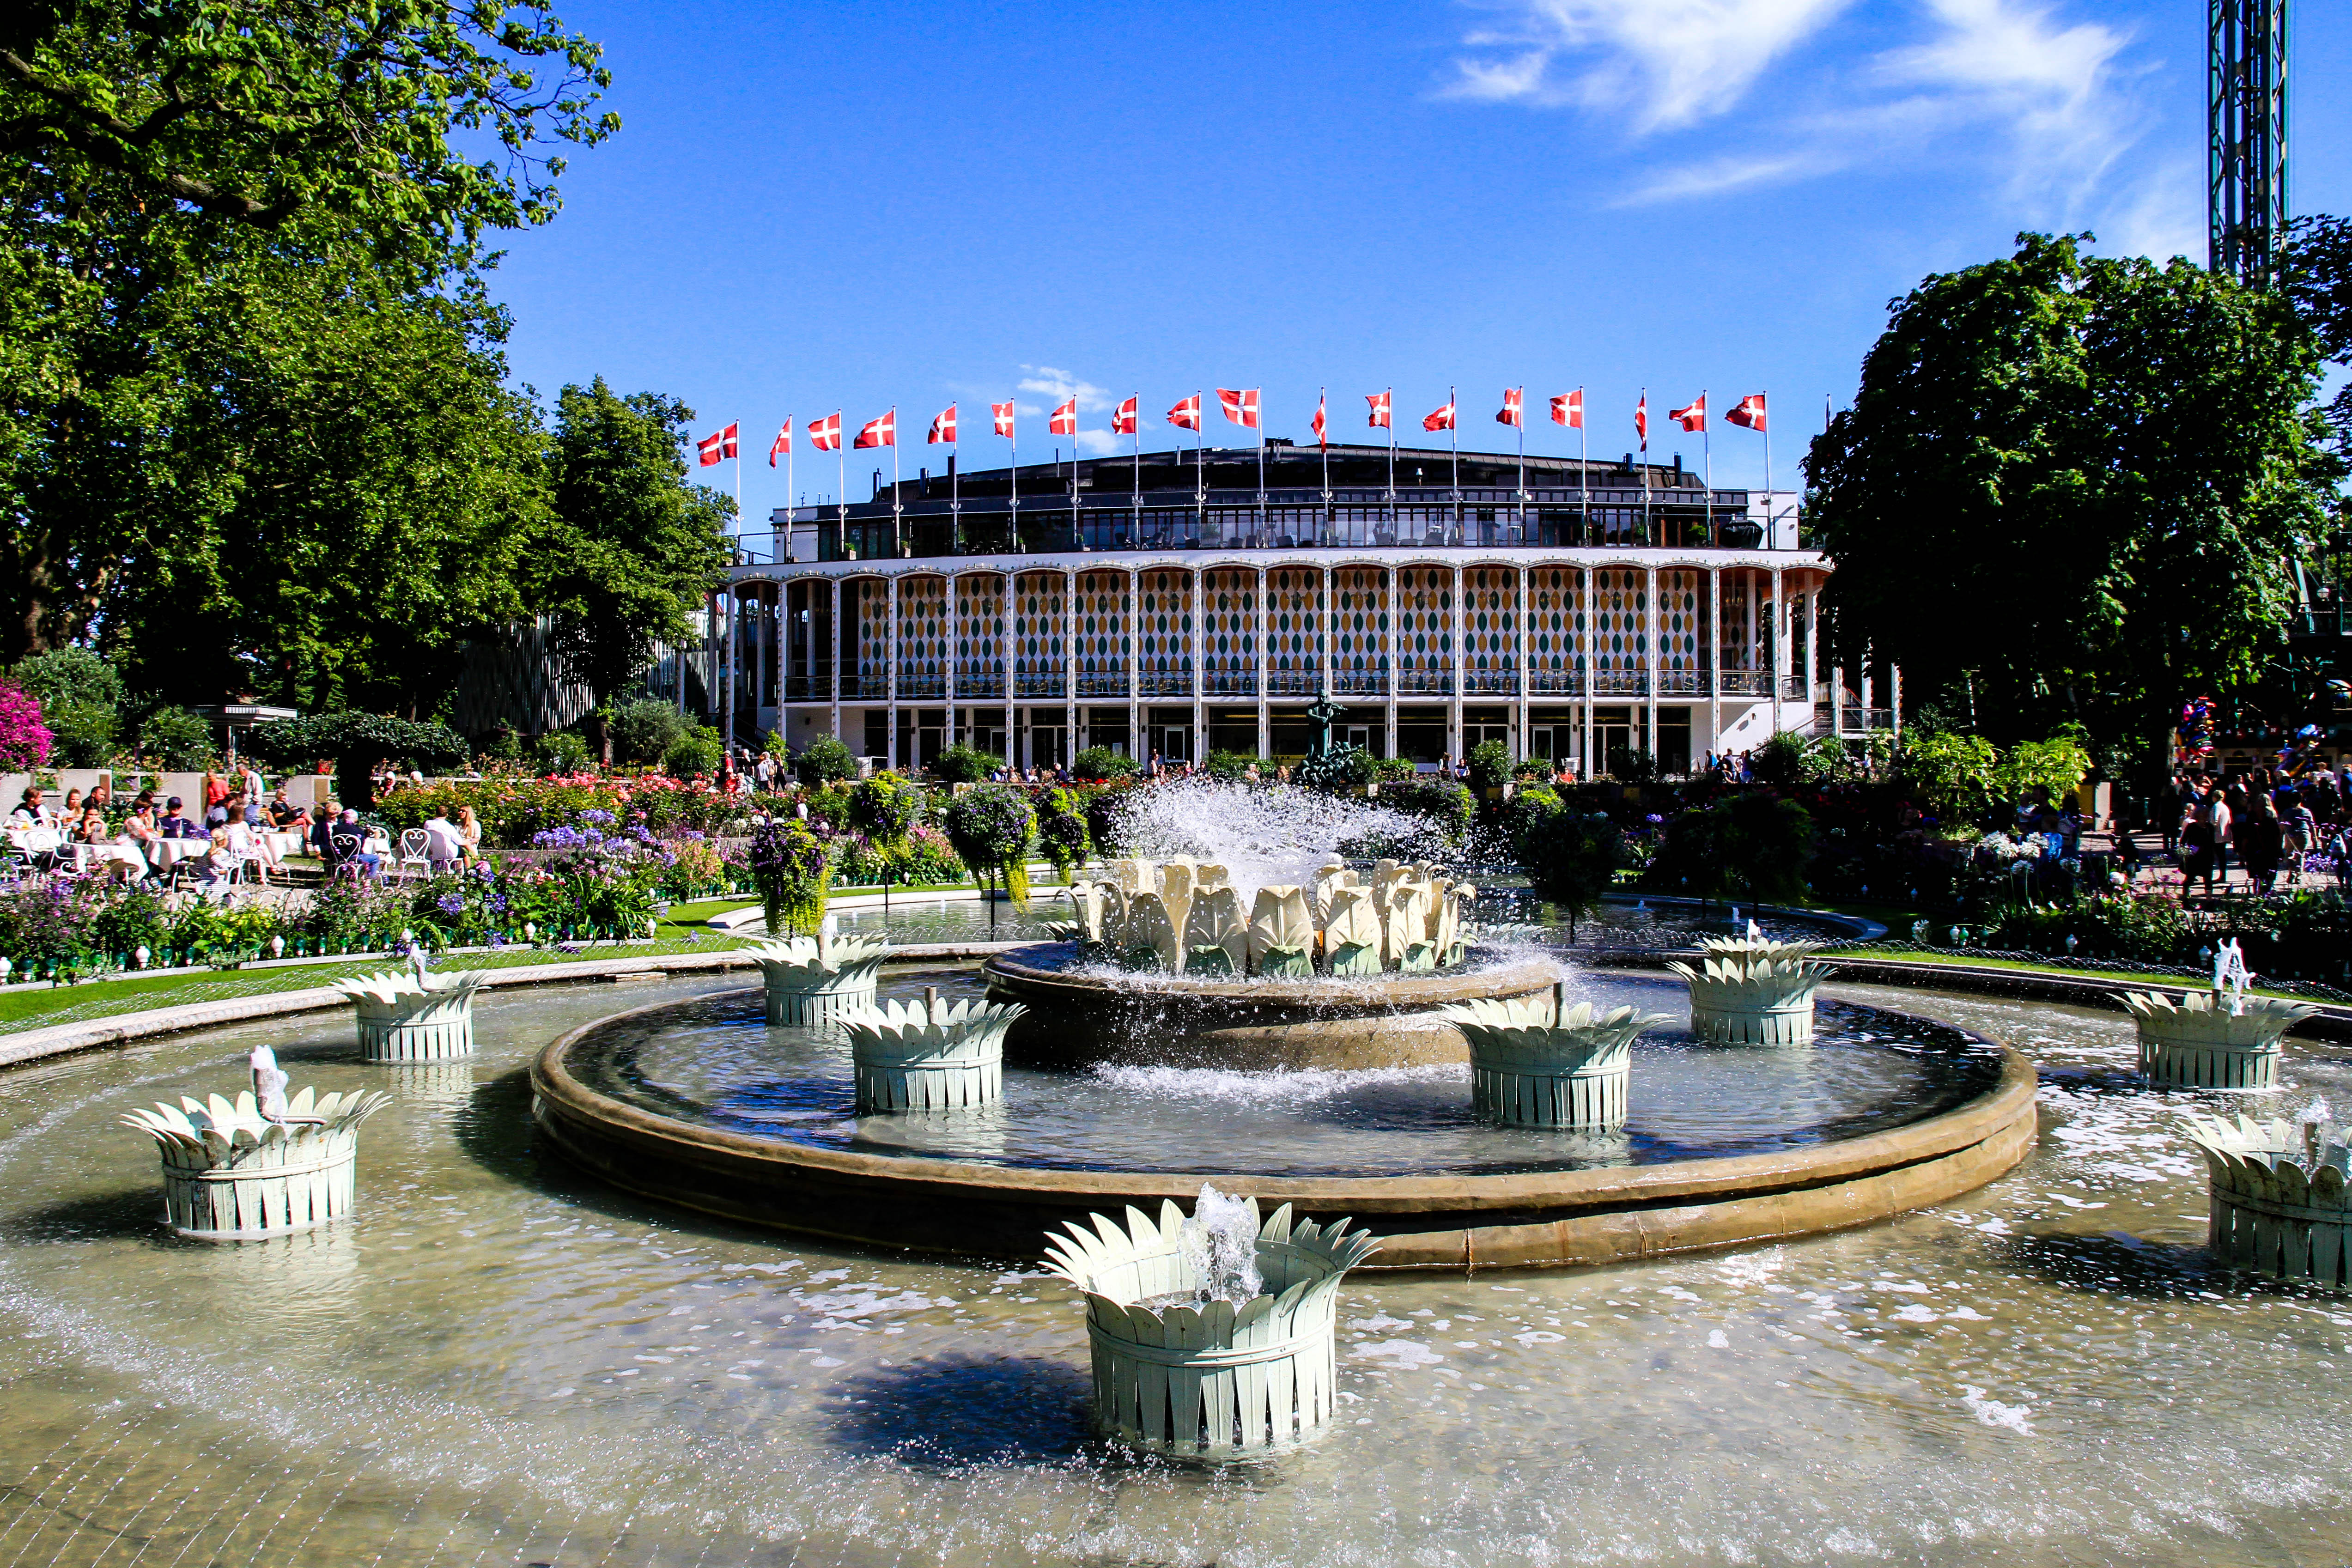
(225, 823, 280, 887)
(396, 828, 432, 882)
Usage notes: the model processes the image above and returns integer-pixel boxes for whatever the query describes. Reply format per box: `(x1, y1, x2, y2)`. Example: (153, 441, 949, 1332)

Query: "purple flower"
(435, 892, 464, 917)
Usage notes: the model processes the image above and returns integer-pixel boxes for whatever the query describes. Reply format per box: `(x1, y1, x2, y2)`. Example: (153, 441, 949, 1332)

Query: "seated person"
(156, 797, 201, 839)
(60, 787, 83, 820)
(87, 777, 112, 812)
(315, 808, 383, 880)
(203, 799, 231, 831)
(8, 787, 46, 826)
(193, 827, 238, 887)
(129, 788, 155, 816)
(422, 812, 465, 869)
(266, 788, 311, 831)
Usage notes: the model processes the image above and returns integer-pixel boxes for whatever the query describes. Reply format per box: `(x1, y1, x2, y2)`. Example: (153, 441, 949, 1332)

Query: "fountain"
(840, 985, 1025, 1112)
(2182, 1105, 2351, 1292)
(2121, 942, 2316, 1088)
(120, 1046, 390, 1239)
(1042, 1185, 1379, 1457)
(1668, 928, 1835, 1045)
(334, 949, 485, 1061)
(1441, 983, 1667, 1130)
(748, 927, 892, 1024)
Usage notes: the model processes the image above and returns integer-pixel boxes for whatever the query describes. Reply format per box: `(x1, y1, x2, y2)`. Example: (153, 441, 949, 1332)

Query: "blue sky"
(486, 0, 2350, 523)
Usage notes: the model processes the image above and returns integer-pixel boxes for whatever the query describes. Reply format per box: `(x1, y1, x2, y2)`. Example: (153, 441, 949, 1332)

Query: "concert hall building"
(710, 440, 1867, 775)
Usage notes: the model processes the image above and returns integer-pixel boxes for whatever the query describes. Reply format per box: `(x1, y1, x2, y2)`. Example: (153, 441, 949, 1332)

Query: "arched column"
(1255, 565, 1270, 758)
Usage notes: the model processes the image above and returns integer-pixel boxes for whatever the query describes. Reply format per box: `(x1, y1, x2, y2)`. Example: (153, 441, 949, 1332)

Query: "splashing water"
(1177, 1182, 1264, 1306)
(1108, 778, 1441, 907)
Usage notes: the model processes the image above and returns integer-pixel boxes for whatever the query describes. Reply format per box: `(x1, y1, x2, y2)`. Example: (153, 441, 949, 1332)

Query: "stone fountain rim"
(982, 944, 1556, 1013)
(528, 982, 2040, 1272)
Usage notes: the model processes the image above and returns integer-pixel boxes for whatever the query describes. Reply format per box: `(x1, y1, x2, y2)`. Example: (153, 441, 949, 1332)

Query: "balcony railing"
(1014, 672, 1064, 697)
(1076, 671, 1128, 696)
(1265, 669, 1322, 695)
(1330, 670, 1388, 696)
(1658, 670, 1708, 695)
(783, 675, 833, 701)
(960, 672, 1006, 699)
(1394, 669, 1453, 695)
(1461, 668, 1518, 694)
(1527, 669, 1584, 695)
(1592, 671, 1648, 696)
(1139, 672, 1193, 697)
(1203, 671, 1257, 696)
(1718, 670, 1772, 696)
(772, 660, 1815, 707)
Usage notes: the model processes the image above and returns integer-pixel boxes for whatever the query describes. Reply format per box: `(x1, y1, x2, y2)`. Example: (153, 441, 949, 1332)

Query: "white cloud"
(2092, 158, 2204, 263)
(1017, 365, 1114, 413)
(1076, 430, 1119, 456)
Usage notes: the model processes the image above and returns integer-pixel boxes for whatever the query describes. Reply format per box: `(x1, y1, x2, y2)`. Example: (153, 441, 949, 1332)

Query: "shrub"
(535, 730, 593, 775)
(792, 735, 858, 787)
(1370, 757, 1415, 783)
(607, 699, 688, 765)
(748, 820, 832, 936)
(662, 726, 725, 779)
(16, 648, 124, 768)
(944, 783, 1036, 906)
(1504, 789, 1624, 937)
(1375, 778, 1476, 844)
(1467, 740, 1513, 792)
(134, 705, 213, 769)
(1071, 745, 1138, 782)
(245, 711, 463, 805)
(1035, 788, 1091, 882)
(1994, 733, 2094, 812)
(1082, 786, 1129, 856)
(1896, 730, 1999, 822)
(1749, 731, 1811, 787)
(1204, 749, 1259, 780)
(0, 682, 55, 771)
(1646, 792, 1817, 904)
(1604, 745, 1656, 784)
(931, 743, 998, 784)
(846, 772, 923, 850)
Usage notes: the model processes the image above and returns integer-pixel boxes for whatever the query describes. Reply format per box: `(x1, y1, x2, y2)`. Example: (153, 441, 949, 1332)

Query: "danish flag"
(928, 405, 956, 444)
(991, 401, 1015, 438)
(1112, 396, 1138, 436)
(1167, 394, 1202, 430)
(1049, 397, 1078, 437)
(1550, 390, 1583, 429)
(854, 409, 895, 449)
(1311, 394, 1327, 447)
(767, 419, 792, 466)
(1726, 393, 1768, 432)
(1366, 390, 1392, 429)
(1668, 393, 1706, 433)
(1635, 394, 1648, 448)
(1217, 388, 1260, 429)
(1497, 388, 1523, 428)
(695, 422, 738, 467)
(1422, 399, 1455, 433)
(809, 413, 842, 452)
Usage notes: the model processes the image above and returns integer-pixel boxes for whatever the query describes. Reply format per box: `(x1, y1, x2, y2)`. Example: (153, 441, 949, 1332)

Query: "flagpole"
(1763, 389, 1774, 550)
(950, 414, 961, 554)
(1132, 397, 1141, 544)
(1256, 392, 1266, 547)
(834, 410, 846, 561)
(891, 410, 902, 558)
(1009, 405, 1019, 554)
(1702, 389, 1712, 547)
(1640, 387, 1651, 546)
(1578, 388, 1588, 547)
(1448, 383, 1459, 546)
(1386, 386, 1396, 541)
(1194, 388, 1204, 512)
(1514, 385, 1525, 539)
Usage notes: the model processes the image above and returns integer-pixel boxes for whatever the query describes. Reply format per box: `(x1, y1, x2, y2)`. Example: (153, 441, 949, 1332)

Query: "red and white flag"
(809, 413, 842, 452)
(1496, 388, 1523, 428)
(1726, 393, 1767, 432)
(854, 409, 895, 449)
(1634, 394, 1648, 448)
(1217, 388, 1260, 429)
(928, 405, 956, 444)
(767, 419, 792, 466)
(1422, 398, 1455, 433)
(1550, 390, 1583, 429)
(1366, 390, 1392, 428)
(991, 401, 1015, 438)
(1669, 392, 1706, 433)
(696, 422, 739, 467)
(1049, 397, 1078, 437)
(1167, 394, 1202, 430)
(1311, 393, 1327, 447)
(1113, 396, 1138, 436)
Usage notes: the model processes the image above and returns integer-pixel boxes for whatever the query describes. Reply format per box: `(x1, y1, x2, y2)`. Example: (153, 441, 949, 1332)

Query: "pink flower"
(0, 682, 53, 771)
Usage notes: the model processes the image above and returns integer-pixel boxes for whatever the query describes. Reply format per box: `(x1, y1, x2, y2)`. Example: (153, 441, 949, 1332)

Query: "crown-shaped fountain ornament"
(120, 1047, 391, 1239)
(1441, 981, 1665, 1130)
(1043, 1184, 1380, 1459)
(333, 948, 486, 1062)
(1667, 922, 1836, 1045)
(1072, 858, 1474, 978)
(839, 985, 1026, 1112)
(2119, 939, 2315, 1089)
(747, 918, 892, 1025)
(2182, 1100, 2352, 1293)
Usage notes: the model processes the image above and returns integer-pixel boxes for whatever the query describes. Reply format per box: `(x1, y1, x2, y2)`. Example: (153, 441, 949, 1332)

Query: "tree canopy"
(1805, 232, 2334, 748)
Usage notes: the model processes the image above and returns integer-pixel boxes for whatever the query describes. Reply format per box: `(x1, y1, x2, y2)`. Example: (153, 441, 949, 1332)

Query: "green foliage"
(1466, 740, 1513, 792)
(1035, 788, 1092, 882)
(1375, 778, 1476, 844)
(1503, 789, 1625, 932)
(13, 647, 124, 712)
(535, 730, 592, 776)
(1749, 731, 1812, 787)
(137, 706, 213, 769)
(662, 726, 724, 779)
(747, 820, 830, 937)
(1982, 890, 2191, 964)
(1071, 746, 1138, 782)
(931, 743, 998, 784)
(246, 711, 462, 806)
(943, 784, 1035, 906)
(538, 379, 733, 704)
(1604, 746, 1656, 784)
(1808, 232, 2332, 747)
(1294, 742, 1374, 792)
(846, 772, 924, 854)
(1647, 794, 1817, 904)
(1896, 729, 2000, 821)
(1204, 749, 1260, 779)
(791, 736, 858, 787)
(1992, 734, 2093, 809)
(1370, 757, 1415, 783)
(606, 699, 687, 765)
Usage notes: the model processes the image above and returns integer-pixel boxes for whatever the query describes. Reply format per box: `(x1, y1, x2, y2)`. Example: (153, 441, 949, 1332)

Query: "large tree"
(536, 378, 731, 711)
(1805, 232, 2334, 750)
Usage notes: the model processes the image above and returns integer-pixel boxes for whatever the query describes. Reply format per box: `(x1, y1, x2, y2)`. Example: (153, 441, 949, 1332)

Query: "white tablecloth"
(143, 837, 215, 869)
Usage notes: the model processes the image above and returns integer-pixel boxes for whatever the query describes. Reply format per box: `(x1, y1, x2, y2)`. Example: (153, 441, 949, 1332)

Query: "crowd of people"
(2158, 762, 2352, 894)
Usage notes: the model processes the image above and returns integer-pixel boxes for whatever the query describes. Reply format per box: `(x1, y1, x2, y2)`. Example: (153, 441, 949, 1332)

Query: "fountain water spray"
(1176, 1183, 1264, 1305)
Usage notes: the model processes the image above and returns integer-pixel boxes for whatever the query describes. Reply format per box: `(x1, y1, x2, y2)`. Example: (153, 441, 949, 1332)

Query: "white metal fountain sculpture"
(746, 922, 892, 1025)
(332, 949, 487, 1062)
(1043, 1184, 1380, 1459)
(839, 985, 1027, 1112)
(1441, 981, 1665, 1130)
(2182, 1102, 2352, 1293)
(1667, 924, 1836, 1045)
(1080, 856, 1468, 978)
(2119, 940, 2316, 1089)
(121, 1047, 391, 1239)
(1246, 886, 1315, 978)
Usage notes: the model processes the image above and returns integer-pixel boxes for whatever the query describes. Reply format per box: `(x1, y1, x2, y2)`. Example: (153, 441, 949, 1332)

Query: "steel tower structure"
(2209, 0, 2288, 285)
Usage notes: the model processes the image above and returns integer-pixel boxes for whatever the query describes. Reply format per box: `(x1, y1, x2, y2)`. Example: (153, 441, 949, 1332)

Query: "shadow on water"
(827, 1352, 1095, 1469)
(1, 1185, 176, 1246)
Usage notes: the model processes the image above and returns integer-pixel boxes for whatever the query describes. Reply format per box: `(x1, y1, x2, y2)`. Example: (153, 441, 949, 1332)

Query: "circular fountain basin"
(531, 969, 2037, 1271)
(982, 943, 1557, 1069)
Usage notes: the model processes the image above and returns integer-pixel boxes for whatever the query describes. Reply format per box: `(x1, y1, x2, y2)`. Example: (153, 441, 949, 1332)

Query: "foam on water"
(1106, 776, 1441, 906)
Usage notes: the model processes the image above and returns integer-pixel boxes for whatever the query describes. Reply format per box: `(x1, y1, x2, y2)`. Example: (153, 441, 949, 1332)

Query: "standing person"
(2237, 796, 2283, 893)
(200, 769, 230, 821)
(2206, 788, 2235, 889)
(2181, 806, 2217, 894)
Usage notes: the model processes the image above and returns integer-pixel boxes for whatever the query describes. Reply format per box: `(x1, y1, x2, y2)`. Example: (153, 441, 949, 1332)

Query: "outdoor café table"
(261, 831, 303, 858)
(146, 837, 215, 870)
